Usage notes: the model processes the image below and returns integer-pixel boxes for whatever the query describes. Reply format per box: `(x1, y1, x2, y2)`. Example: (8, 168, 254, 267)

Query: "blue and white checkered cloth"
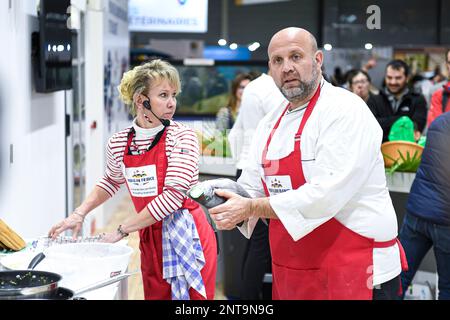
(162, 209, 207, 300)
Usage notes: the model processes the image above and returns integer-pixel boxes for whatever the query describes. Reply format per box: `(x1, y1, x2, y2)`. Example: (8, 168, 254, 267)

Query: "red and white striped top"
(97, 120, 200, 222)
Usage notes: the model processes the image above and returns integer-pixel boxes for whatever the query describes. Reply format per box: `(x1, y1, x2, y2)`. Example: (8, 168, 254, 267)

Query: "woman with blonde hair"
(49, 59, 217, 300)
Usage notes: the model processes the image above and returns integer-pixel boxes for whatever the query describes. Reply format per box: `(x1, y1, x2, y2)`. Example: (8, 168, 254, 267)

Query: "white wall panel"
(0, 0, 66, 238)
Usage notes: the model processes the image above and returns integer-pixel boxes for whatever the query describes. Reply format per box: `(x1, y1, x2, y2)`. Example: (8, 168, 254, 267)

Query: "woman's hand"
(48, 211, 84, 239)
(100, 231, 125, 243)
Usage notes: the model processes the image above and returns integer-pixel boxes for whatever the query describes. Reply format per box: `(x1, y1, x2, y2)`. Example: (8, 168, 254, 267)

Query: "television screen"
(33, 0, 72, 93)
(172, 61, 267, 117)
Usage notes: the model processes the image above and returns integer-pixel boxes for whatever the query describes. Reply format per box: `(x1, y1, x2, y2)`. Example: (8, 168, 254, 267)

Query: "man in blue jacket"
(399, 111, 450, 300)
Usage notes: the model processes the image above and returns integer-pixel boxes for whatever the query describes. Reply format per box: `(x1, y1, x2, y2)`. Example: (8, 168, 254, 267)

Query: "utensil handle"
(27, 252, 46, 270)
(74, 270, 139, 297)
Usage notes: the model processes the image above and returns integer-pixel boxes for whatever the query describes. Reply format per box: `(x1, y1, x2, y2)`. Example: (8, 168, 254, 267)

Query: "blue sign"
(203, 46, 251, 61)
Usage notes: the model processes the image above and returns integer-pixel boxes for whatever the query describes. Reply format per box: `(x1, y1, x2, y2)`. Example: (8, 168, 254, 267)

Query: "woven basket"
(381, 141, 424, 168)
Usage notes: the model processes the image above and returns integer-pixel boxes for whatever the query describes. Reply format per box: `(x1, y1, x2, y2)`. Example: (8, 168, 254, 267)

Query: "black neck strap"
(127, 126, 167, 155)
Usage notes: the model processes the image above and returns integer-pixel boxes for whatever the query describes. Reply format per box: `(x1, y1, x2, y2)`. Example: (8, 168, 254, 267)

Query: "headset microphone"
(143, 99, 170, 127)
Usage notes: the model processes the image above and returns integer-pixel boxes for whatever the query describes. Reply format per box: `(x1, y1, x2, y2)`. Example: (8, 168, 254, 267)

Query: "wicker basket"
(381, 141, 424, 168)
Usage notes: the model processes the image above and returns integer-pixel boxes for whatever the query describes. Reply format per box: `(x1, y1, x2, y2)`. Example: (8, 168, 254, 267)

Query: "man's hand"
(209, 189, 253, 230)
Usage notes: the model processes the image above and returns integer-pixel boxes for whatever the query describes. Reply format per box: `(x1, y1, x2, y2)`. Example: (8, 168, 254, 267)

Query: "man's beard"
(387, 84, 406, 95)
(281, 63, 320, 102)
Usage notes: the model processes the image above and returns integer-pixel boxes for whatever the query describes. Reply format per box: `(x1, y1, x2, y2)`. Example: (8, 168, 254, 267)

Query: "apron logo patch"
(129, 169, 154, 185)
(180, 148, 190, 154)
(266, 176, 292, 195)
(125, 165, 158, 197)
(271, 178, 283, 189)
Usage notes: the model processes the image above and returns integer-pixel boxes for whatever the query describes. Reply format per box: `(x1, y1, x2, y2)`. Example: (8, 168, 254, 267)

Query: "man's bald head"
(267, 27, 323, 107)
(268, 27, 318, 57)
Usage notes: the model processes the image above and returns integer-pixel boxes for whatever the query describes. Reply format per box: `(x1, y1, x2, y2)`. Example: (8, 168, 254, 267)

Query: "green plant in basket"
(384, 149, 422, 175)
(200, 130, 232, 158)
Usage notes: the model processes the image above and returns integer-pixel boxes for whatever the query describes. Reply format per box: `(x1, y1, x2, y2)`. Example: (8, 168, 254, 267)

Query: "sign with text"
(128, 0, 208, 33)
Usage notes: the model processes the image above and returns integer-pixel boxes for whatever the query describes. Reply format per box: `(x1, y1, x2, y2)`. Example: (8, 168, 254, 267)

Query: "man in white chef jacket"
(209, 27, 408, 300)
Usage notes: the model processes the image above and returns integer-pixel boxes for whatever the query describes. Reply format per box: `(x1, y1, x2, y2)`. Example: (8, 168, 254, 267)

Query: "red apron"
(261, 86, 408, 300)
(123, 127, 217, 300)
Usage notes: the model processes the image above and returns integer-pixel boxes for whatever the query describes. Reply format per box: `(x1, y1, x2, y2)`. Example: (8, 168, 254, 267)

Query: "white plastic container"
(36, 242, 133, 300)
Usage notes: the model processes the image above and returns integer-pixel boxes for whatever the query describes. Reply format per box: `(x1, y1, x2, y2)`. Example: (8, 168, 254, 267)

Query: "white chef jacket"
(237, 79, 401, 286)
(228, 73, 287, 169)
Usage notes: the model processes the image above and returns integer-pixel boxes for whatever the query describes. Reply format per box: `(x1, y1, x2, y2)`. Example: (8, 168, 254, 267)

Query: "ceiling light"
(248, 42, 260, 52)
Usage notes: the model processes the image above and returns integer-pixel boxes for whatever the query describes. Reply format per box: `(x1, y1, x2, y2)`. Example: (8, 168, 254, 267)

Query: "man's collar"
(383, 86, 409, 100)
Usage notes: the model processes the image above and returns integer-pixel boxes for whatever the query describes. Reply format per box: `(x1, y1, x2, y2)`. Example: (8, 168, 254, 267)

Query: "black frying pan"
(0, 270, 62, 298)
(0, 286, 80, 300)
(0, 252, 60, 298)
(0, 271, 136, 300)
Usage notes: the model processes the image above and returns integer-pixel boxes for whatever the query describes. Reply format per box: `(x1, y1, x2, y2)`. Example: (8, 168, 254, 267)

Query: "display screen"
(33, 0, 72, 92)
(172, 61, 267, 117)
(41, 0, 71, 65)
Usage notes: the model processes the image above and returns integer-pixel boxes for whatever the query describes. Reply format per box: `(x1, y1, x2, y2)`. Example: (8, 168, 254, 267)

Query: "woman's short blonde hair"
(117, 59, 181, 116)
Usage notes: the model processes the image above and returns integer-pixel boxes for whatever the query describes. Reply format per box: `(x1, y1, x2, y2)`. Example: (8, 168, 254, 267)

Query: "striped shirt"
(97, 120, 200, 222)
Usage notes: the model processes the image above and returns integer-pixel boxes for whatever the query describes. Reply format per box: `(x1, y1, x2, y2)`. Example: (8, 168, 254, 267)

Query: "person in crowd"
(227, 71, 287, 299)
(426, 49, 450, 128)
(360, 58, 380, 95)
(362, 57, 377, 74)
(330, 66, 346, 87)
(208, 27, 407, 300)
(206, 70, 228, 98)
(228, 71, 286, 179)
(216, 73, 254, 132)
(347, 69, 376, 103)
(48, 59, 217, 300)
(180, 68, 203, 106)
(399, 111, 450, 300)
(431, 66, 446, 85)
(367, 59, 428, 142)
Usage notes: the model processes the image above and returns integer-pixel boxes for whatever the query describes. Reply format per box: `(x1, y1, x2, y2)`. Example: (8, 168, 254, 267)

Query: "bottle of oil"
(187, 182, 244, 227)
(187, 183, 226, 208)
